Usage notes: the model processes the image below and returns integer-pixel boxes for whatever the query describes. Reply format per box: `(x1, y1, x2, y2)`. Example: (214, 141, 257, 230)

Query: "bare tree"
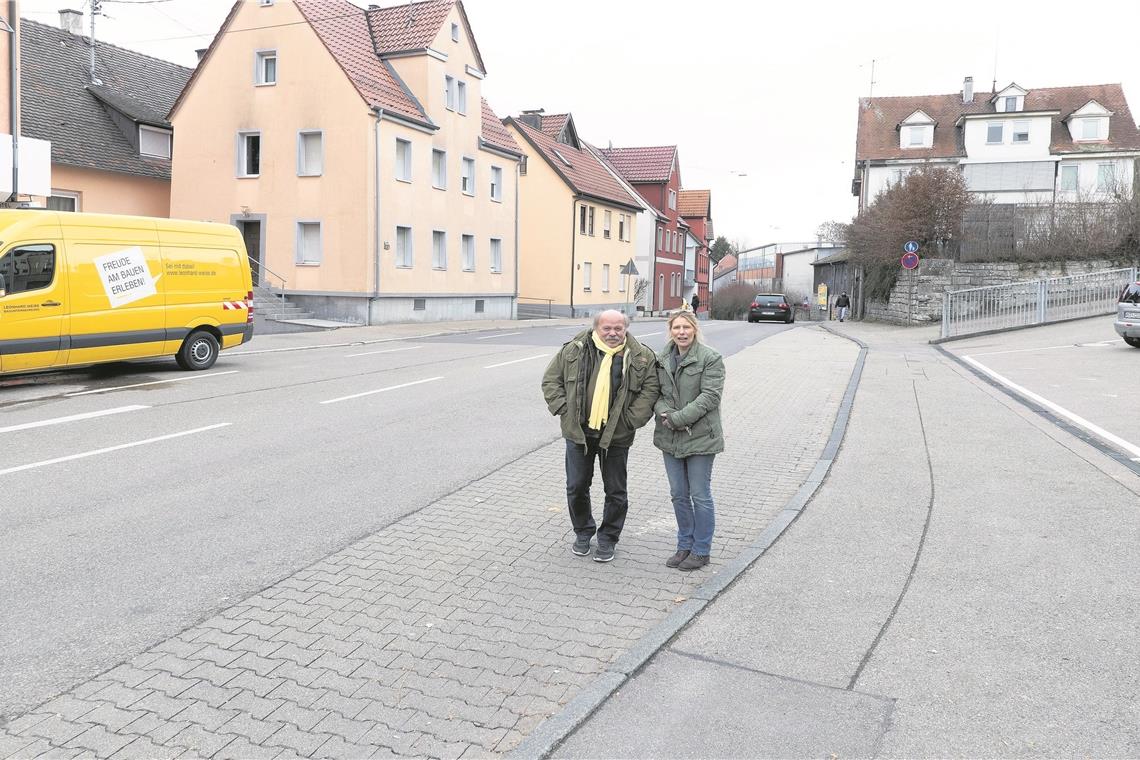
(634, 277, 649, 306)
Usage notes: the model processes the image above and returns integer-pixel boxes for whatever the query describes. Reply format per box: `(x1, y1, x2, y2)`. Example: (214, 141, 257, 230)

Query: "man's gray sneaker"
(678, 553, 709, 571)
(572, 537, 591, 556)
(666, 549, 690, 568)
(594, 543, 615, 562)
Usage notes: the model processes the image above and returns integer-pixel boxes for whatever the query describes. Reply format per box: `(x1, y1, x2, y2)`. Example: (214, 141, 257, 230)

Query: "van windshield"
(1120, 283, 1140, 305)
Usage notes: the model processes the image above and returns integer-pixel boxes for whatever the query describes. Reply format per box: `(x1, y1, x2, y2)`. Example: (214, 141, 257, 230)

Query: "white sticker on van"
(94, 247, 159, 308)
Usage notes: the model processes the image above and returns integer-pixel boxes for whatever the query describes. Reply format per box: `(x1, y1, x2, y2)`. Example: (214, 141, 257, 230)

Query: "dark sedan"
(747, 293, 795, 323)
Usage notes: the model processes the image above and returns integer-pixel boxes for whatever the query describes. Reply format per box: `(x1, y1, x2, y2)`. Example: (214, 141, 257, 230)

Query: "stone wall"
(865, 258, 1129, 324)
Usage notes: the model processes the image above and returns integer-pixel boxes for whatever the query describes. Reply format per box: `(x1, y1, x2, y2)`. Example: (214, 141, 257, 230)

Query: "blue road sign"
(901, 252, 920, 270)
(903, 240, 920, 254)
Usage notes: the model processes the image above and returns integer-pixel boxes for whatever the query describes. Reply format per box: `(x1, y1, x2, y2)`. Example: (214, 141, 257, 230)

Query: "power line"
(121, 9, 377, 45)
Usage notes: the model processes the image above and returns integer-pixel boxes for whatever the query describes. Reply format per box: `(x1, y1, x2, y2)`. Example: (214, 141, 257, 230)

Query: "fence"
(517, 296, 554, 319)
(940, 267, 1136, 339)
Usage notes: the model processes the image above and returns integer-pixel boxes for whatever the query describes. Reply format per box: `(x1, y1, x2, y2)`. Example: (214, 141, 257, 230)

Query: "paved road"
(0, 319, 792, 722)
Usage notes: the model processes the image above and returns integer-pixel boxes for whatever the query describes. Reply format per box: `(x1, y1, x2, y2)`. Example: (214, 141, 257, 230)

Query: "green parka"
(541, 328, 660, 449)
(653, 340, 725, 457)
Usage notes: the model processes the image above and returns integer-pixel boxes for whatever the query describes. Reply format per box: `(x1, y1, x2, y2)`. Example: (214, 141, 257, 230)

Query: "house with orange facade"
(678, 189, 712, 313)
(169, 0, 521, 324)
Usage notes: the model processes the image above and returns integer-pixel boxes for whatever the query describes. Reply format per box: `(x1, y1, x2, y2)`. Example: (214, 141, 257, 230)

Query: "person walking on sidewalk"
(835, 292, 851, 322)
(654, 310, 724, 571)
(541, 310, 660, 563)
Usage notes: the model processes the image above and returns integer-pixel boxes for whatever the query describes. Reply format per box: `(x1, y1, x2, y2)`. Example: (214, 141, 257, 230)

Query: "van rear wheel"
(177, 330, 220, 370)
(1125, 336, 1140, 348)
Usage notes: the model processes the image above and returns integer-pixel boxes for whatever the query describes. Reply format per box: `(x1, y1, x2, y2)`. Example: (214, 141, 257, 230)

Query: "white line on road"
(967, 342, 1114, 358)
(474, 332, 522, 340)
(0, 423, 232, 477)
(484, 354, 550, 369)
(66, 371, 239, 397)
(345, 345, 424, 358)
(320, 376, 444, 405)
(635, 331, 663, 338)
(963, 355, 1140, 460)
(0, 405, 149, 435)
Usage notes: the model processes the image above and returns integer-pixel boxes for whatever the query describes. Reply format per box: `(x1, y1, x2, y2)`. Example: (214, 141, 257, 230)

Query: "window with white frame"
(618, 268, 625, 291)
(451, 22, 459, 41)
(668, 189, 676, 210)
(432, 149, 446, 189)
(396, 226, 413, 267)
(490, 166, 502, 201)
(1004, 96, 1018, 112)
(489, 237, 502, 273)
(579, 205, 588, 234)
(295, 221, 321, 265)
(587, 206, 595, 236)
(461, 157, 475, 195)
(603, 210, 612, 239)
(1060, 164, 1079, 192)
(656, 227, 663, 250)
(47, 191, 79, 212)
(139, 126, 172, 158)
(906, 125, 925, 147)
(432, 230, 447, 269)
(297, 130, 322, 176)
(461, 234, 475, 271)
(457, 80, 467, 114)
(582, 261, 592, 291)
(618, 214, 626, 242)
(396, 138, 411, 182)
(1012, 121, 1030, 144)
(1097, 163, 1116, 192)
(255, 50, 277, 85)
(1081, 118, 1103, 140)
(445, 75, 456, 110)
(602, 263, 610, 292)
(986, 122, 1003, 144)
(237, 131, 261, 177)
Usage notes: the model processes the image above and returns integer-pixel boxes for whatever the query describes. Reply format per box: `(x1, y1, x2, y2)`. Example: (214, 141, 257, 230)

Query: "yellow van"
(0, 210, 253, 376)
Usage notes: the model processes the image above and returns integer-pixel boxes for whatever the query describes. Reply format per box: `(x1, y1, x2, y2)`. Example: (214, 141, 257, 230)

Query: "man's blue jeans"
(662, 453, 716, 556)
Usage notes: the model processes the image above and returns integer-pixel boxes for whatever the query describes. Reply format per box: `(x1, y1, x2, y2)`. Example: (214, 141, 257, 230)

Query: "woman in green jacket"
(653, 310, 725, 571)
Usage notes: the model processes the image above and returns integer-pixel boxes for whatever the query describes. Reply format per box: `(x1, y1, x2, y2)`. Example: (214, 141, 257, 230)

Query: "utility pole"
(89, 0, 101, 83)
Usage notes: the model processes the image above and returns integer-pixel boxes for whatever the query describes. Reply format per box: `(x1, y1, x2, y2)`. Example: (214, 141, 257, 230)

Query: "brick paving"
(0, 327, 859, 759)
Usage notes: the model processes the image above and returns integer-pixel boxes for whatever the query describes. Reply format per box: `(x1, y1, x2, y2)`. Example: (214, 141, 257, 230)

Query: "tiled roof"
(678, 189, 710, 218)
(367, 0, 453, 52)
(856, 83, 1140, 161)
(509, 118, 642, 210)
(297, 0, 428, 124)
(539, 114, 570, 139)
(480, 99, 519, 155)
(20, 18, 191, 180)
(599, 145, 676, 183)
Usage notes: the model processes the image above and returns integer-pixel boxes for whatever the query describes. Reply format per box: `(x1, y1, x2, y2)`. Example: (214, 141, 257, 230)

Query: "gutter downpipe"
(570, 197, 577, 318)
(7, 0, 17, 202)
(513, 161, 520, 319)
(372, 108, 383, 319)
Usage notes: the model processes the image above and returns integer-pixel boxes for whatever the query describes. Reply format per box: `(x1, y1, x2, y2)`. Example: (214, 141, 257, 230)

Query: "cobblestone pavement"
(0, 327, 859, 760)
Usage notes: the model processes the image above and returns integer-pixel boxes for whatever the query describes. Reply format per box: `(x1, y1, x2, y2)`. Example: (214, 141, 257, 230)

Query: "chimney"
(963, 76, 974, 104)
(518, 108, 544, 130)
(195, 48, 208, 61)
(59, 8, 83, 35)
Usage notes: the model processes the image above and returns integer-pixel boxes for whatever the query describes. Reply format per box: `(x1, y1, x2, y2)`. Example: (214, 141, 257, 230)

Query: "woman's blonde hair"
(667, 309, 701, 342)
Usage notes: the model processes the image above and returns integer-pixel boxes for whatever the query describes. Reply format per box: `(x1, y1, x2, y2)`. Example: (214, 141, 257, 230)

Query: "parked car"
(1115, 281, 1140, 348)
(747, 293, 795, 324)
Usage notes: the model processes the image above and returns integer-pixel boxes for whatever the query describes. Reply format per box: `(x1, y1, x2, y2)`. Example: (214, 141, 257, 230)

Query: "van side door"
(0, 240, 68, 374)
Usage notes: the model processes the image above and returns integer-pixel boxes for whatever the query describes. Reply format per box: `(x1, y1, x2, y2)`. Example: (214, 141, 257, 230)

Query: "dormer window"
(139, 125, 171, 159)
(1004, 96, 1018, 112)
(1081, 118, 1104, 140)
(899, 110, 934, 149)
(906, 126, 927, 146)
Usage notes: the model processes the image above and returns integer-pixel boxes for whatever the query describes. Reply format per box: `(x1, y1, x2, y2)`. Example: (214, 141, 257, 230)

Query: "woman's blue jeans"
(662, 453, 716, 556)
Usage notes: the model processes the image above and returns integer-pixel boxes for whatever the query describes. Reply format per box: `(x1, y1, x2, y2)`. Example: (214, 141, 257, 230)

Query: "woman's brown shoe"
(666, 550, 690, 568)
(678, 554, 709, 571)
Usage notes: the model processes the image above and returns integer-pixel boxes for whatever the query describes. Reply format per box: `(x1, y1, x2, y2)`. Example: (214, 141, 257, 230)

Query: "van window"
(1120, 283, 1140, 305)
(0, 244, 56, 295)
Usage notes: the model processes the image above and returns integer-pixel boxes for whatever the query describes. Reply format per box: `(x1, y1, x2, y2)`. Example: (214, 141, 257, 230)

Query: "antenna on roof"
(868, 59, 876, 99)
(406, 0, 415, 29)
(88, 0, 103, 85)
(991, 28, 999, 94)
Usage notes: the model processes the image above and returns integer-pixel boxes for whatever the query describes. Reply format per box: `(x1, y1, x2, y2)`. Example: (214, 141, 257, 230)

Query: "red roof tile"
(678, 189, 709, 218)
(481, 98, 519, 155)
(539, 113, 570, 139)
(366, 0, 453, 52)
(599, 145, 676, 183)
(510, 118, 641, 210)
(296, 0, 427, 123)
(856, 83, 1140, 161)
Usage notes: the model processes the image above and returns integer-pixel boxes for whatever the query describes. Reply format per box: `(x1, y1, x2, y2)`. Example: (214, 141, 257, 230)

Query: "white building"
(852, 78, 1140, 209)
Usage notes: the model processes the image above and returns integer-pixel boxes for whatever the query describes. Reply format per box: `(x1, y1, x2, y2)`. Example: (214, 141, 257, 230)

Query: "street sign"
(901, 252, 920, 270)
(619, 259, 639, 277)
(903, 240, 920, 254)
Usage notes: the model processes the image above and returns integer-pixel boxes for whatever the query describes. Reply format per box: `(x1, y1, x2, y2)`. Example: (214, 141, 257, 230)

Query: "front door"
(0, 242, 67, 374)
(238, 220, 261, 287)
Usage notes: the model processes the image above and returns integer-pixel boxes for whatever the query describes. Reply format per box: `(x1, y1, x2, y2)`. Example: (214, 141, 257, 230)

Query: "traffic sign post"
(901, 252, 920, 270)
(903, 240, 920, 254)
(620, 259, 638, 317)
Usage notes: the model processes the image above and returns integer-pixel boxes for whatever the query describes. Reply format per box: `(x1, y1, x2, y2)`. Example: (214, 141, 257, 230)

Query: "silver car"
(1115, 282, 1140, 348)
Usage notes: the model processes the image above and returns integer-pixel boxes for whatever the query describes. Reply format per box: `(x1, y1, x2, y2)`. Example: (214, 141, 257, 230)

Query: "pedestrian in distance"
(835, 291, 851, 322)
(541, 310, 661, 563)
(654, 310, 724, 571)
(690, 293, 700, 312)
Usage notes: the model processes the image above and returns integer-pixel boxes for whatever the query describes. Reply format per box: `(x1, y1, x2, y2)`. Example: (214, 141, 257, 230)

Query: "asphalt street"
(0, 318, 794, 722)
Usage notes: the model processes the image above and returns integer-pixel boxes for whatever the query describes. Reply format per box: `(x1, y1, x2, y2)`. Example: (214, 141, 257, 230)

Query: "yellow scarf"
(588, 332, 627, 430)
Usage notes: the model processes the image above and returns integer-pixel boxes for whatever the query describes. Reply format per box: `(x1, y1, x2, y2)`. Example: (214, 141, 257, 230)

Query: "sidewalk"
(0, 327, 859, 760)
(553, 321, 1140, 757)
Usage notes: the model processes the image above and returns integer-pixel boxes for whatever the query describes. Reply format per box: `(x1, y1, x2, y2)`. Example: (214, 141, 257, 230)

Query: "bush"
(710, 283, 758, 320)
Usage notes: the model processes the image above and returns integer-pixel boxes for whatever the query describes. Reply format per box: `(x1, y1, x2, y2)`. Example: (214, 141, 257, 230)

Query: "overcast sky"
(21, 0, 1140, 247)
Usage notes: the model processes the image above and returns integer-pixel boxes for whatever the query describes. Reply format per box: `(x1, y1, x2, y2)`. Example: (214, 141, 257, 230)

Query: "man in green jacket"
(541, 310, 660, 562)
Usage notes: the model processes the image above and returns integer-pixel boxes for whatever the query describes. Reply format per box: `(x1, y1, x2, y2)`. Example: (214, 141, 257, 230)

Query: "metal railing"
(941, 267, 1136, 339)
(249, 256, 289, 320)
(517, 296, 554, 319)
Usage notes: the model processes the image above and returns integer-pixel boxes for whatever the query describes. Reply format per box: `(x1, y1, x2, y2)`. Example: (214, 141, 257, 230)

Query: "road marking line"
(0, 424, 231, 477)
(320, 376, 444, 405)
(345, 345, 424, 358)
(962, 355, 1140, 459)
(967, 342, 1112, 357)
(66, 371, 238, 397)
(0, 405, 149, 435)
(484, 354, 550, 369)
(474, 332, 522, 340)
(636, 331, 663, 338)
(556, 326, 583, 330)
